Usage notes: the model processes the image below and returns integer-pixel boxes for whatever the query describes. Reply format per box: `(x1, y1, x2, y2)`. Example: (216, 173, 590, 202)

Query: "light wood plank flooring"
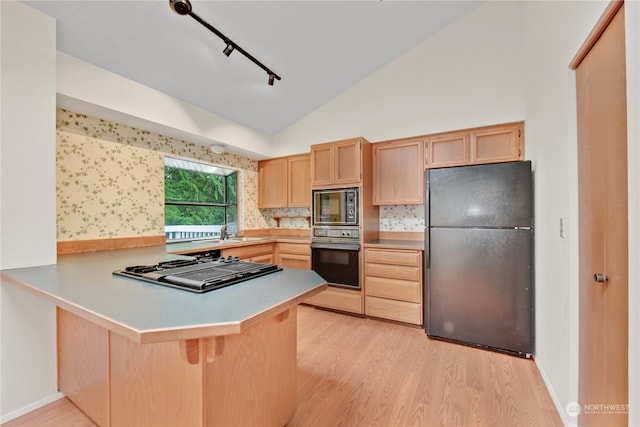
(3, 304, 561, 426)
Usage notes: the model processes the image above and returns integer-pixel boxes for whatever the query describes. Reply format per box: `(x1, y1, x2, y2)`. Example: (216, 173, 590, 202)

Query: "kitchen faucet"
(220, 225, 229, 240)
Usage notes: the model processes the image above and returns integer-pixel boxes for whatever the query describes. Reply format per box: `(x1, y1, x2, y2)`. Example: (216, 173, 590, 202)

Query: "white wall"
(0, 1, 60, 422)
(522, 2, 610, 425)
(56, 52, 275, 160)
(273, 1, 526, 154)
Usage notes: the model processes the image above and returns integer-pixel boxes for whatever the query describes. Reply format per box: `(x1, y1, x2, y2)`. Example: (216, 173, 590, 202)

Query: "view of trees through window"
(164, 157, 237, 241)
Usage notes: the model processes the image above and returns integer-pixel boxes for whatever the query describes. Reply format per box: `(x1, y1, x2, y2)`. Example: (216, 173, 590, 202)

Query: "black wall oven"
(311, 225, 360, 289)
(310, 242, 360, 289)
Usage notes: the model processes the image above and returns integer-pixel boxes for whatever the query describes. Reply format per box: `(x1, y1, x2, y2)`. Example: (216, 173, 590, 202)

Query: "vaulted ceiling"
(24, 1, 481, 136)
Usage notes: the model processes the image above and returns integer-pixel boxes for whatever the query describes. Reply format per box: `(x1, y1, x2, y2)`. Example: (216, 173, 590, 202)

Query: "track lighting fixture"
(169, 0, 282, 86)
(223, 43, 234, 57)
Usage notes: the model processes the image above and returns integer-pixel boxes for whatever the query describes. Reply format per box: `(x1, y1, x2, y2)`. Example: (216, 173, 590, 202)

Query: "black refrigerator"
(424, 161, 534, 357)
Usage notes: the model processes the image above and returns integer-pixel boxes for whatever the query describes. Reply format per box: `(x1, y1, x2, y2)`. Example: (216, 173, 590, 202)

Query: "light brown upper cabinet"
(470, 123, 524, 165)
(258, 154, 310, 208)
(425, 122, 524, 169)
(425, 132, 469, 169)
(258, 157, 287, 208)
(287, 154, 311, 207)
(373, 137, 425, 205)
(310, 138, 364, 187)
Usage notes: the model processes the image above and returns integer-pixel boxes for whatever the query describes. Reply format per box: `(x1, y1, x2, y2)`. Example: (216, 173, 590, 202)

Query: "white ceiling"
(23, 0, 481, 136)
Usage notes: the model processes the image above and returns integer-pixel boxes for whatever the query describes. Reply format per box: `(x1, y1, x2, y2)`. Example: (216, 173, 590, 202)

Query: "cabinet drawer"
(364, 248, 420, 267)
(310, 287, 362, 314)
(365, 296, 422, 325)
(365, 276, 421, 303)
(277, 242, 310, 255)
(365, 263, 420, 281)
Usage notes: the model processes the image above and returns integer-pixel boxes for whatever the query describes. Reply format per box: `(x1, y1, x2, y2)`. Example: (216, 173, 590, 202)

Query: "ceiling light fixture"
(222, 43, 235, 57)
(169, 0, 282, 86)
(210, 144, 225, 154)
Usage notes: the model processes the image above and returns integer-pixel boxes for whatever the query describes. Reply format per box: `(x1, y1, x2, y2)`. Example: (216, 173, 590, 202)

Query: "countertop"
(167, 235, 310, 254)
(0, 243, 326, 344)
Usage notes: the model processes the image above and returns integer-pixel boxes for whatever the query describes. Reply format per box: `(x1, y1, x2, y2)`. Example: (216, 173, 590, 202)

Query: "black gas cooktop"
(113, 256, 282, 293)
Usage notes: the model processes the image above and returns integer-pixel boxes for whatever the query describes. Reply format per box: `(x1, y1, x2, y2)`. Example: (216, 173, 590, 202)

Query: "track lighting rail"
(169, 0, 281, 86)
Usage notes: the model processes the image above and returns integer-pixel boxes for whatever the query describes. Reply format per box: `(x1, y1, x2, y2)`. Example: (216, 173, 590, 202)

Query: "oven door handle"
(310, 242, 360, 251)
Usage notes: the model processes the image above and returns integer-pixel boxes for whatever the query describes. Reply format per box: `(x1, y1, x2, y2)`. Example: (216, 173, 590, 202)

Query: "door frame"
(571, 0, 629, 425)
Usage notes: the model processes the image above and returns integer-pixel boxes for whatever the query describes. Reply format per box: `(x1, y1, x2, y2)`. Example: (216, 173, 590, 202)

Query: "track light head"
(223, 43, 234, 57)
(169, 0, 192, 15)
(268, 73, 275, 86)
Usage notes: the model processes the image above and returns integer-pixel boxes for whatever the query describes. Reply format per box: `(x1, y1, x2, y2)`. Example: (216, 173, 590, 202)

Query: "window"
(164, 157, 237, 241)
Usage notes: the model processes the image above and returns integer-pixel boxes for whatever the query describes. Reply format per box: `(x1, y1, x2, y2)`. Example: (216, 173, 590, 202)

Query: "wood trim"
(378, 231, 424, 241)
(243, 228, 311, 237)
(569, 0, 624, 69)
(57, 235, 166, 254)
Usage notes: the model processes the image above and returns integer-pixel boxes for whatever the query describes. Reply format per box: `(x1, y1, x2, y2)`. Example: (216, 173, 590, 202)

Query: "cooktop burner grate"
(113, 257, 282, 293)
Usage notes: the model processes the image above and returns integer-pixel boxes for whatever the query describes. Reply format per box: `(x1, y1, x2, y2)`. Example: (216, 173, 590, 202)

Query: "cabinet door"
(426, 132, 469, 168)
(310, 143, 334, 186)
(222, 243, 274, 261)
(278, 253, 310, 270)
(251, 253, 274, 264)
(287, 154, 311, 207)
(258, 158, 287, 208)
(470, 123, 523, 164)
(373, 138, 424, 205)
(334, 139, 361, 184)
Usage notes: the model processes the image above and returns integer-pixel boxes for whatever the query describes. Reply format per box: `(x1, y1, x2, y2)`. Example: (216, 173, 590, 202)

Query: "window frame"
(164, 156, 238, 242)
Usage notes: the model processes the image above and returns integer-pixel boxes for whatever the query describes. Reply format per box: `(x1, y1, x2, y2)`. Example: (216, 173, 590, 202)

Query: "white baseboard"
(534, 359, 574, 427)
(0, 391, 65, 424)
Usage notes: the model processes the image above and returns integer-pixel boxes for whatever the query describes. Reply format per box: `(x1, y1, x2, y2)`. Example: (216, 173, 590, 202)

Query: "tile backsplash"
(55, 109, 425, 241)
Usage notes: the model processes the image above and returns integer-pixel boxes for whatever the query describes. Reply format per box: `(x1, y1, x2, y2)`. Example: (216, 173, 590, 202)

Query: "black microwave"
(312, 187, 359, 226)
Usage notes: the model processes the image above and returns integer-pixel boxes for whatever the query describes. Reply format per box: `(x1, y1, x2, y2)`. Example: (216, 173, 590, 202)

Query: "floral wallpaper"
(56, 109, 271, 241)
(55, 109, 424, 241)
(379, 205, 424, 232)
(56, 131, 165, 239)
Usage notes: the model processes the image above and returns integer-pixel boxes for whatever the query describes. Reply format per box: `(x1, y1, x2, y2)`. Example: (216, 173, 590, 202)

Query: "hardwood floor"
(290, 305, 561, 426)
(3, 304, 562, 426)
(2, 398, 96, 427)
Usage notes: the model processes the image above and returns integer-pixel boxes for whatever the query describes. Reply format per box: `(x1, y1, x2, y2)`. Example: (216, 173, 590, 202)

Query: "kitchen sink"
(223, 237, 265, 242)
(200, 237, 265, 244)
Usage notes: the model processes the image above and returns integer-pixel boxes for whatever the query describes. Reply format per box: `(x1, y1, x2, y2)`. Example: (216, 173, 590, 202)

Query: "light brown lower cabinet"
(308, 286, 363, 314)
(364, 248, 423, 325)
(249, 253, 274, 264)
(276, 241, 362, 315)
(221, 243, 274, 264)
(277, 242, 311, 269)
(57, 307, 297, 427)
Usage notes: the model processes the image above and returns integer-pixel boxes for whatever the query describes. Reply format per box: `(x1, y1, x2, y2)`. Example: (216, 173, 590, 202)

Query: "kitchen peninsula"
(0, 244, 327, 427)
